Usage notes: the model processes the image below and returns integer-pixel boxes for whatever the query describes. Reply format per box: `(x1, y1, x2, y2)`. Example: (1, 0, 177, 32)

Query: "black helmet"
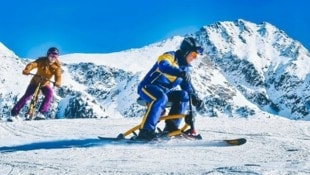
(180, 37, 203, 57)
(47, 47, 59, 56)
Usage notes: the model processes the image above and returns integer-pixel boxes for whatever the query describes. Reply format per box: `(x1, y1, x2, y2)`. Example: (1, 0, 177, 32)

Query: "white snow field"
(0, 114, 309, 175)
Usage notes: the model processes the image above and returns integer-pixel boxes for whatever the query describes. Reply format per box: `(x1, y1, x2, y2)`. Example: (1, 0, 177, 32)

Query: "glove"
(54, 82, 61, 87)
(22, 69, 30, 75)
(191, 94, 204, 111)
(180, 71, 191, 82)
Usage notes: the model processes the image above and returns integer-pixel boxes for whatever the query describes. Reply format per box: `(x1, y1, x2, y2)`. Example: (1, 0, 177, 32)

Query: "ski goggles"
(49, 52, 59, 55)
(196, 46, 204, 55)
(190, 46, 204, 57)
(48, 52, 59, 57)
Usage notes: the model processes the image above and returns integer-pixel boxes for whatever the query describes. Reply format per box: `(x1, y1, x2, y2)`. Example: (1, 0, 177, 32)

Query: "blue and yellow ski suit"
(137, 51, 195, 131)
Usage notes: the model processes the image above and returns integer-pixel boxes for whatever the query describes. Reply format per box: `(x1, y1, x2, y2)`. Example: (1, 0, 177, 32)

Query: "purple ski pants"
(11, 84, 53, 116)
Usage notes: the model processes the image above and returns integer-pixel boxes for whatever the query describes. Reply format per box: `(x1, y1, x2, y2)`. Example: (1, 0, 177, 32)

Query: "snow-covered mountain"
(1, 19, 310, 121)
(199, 19, 310, 120)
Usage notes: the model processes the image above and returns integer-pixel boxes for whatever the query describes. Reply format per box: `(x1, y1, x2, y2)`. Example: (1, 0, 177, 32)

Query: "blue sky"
(0, 0, 308, 58)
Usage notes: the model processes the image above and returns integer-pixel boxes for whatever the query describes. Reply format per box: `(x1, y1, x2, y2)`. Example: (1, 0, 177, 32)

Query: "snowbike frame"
(117, 97, 195, 139)
(119, 114, 190, 138)
(26, 73, 55, 120)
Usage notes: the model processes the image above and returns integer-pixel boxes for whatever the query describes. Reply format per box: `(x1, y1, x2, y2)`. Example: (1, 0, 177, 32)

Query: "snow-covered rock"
(1, 19, 310, 120)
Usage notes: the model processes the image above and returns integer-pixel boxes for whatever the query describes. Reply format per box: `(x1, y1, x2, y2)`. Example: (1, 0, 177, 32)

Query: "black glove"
(180, 71, 191, 82)
(191, 94, 204, 111)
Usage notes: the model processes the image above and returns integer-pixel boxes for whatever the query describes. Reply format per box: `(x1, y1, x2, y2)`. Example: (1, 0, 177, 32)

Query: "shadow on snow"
(0, 138, 109, 153)
(0, 138, 246, 153)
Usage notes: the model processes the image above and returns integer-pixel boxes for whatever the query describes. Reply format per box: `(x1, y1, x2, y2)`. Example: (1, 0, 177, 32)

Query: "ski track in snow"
(0, 117, 309, 175)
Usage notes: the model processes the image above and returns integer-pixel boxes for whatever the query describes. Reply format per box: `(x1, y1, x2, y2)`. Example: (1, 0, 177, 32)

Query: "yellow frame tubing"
(122, 114, 189, 138)
(27, 83, 41, 120)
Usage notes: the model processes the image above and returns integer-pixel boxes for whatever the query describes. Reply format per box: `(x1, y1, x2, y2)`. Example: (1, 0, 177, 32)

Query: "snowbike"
(26, 73, 55, 120)
(98, 97, 246, 146)
(117, 97, 201, 139)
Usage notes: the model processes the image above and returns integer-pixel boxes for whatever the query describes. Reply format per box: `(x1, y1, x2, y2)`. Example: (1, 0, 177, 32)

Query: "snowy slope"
(0, 42, 31, 117)
(0, 116, 309, 174)
(60, 36, 183, 73)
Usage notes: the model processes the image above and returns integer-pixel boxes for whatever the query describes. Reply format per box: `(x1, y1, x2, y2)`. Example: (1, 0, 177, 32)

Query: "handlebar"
(28, 73, 56, 84)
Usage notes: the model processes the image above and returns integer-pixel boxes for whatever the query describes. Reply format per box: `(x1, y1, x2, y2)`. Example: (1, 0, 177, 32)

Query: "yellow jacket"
(22, 57, 61, 87)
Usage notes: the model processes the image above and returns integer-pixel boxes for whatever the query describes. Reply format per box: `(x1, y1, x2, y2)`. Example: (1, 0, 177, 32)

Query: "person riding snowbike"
(137, 37, 204, 140)
(9, 47, 62, 121)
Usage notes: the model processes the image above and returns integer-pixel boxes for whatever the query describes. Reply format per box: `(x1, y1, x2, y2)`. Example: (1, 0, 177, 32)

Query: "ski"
(97, 136, 246, 146)
(223, 138, 246, 146)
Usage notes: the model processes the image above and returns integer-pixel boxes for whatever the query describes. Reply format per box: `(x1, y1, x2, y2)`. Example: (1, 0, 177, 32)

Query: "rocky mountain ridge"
(1, 19, 309, 120)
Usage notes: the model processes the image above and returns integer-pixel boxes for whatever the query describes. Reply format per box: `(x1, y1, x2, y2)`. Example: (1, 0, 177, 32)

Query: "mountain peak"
(0, 42, 17, 58)
(1, 20, 310, 120)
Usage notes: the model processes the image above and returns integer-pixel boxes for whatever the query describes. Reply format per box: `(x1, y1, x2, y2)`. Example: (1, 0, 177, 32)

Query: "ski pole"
(185, 91, 197, 134)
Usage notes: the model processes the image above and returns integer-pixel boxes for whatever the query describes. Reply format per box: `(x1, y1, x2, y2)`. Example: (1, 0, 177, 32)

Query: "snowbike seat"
(136, 97, 173, 107)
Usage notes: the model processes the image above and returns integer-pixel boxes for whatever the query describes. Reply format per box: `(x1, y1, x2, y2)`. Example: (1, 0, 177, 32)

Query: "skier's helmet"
(180, 37, 203, 57)
(47, 47, 59, 56)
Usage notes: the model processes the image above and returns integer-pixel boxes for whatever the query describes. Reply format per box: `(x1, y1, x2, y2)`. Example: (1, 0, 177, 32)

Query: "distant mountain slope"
(1, 19, 309, 120)
(198, 19, 310, 120)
